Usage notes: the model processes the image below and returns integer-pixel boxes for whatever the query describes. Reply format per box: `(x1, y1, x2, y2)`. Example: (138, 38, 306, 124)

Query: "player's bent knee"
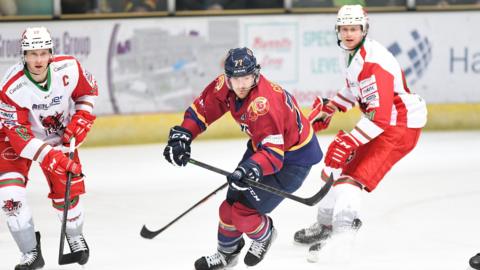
(219, 200, 233, 224)
(231, 202, 262, 233)
(48, 174, 86, 200)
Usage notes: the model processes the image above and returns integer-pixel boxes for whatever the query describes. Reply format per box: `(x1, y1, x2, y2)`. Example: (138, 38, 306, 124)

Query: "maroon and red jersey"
(181, 74, 322, 176)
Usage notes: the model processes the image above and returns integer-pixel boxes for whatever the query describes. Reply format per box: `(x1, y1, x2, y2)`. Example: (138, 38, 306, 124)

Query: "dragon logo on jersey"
(2, 198, 22, 217)
(40, 112, 65, 136)
(247, 96, 270, 121)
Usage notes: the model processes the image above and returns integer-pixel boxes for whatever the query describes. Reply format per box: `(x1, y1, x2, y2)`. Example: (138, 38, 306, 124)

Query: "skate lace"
(19, 250, 38, 265)
(206, 252, 226, 267)
(248, 240, 267, 258)
(67, 235, 88, 252)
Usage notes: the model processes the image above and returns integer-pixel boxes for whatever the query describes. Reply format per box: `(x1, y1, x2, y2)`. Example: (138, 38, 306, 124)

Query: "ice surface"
(1, 131, 479, 270)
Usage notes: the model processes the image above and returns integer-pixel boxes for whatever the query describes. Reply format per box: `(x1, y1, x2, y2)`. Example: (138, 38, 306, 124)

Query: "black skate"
(66, 233, 90, 265)
(294, 222, 332, 245)
(244, 226, 277, 267)
(194, 238, 245, 270)
(470, 253, 480, 270)
(15, 231, 45, 270)
(307, 218, 362, 263)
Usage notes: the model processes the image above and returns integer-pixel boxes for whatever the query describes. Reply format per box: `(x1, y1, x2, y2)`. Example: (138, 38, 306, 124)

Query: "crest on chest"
(39, 111, 65, 136)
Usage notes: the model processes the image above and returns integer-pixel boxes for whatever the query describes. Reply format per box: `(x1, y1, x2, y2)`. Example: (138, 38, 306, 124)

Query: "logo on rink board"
(387, 30, 432, 86)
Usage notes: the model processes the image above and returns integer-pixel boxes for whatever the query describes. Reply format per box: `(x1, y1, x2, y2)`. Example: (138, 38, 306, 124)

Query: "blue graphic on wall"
(387, 30, 432, 86)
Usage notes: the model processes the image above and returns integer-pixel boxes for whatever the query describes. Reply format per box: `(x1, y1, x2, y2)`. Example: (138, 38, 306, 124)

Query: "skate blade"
(58, 251, 85, 265)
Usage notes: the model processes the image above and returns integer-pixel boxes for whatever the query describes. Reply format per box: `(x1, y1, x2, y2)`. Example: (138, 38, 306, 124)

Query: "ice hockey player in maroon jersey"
(0, 27, 98, 269)
(163, 47, 323, 269)
(293, 5, 427, 262)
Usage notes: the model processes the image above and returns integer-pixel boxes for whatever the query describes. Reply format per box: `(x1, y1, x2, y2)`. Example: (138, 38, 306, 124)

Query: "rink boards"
(84, 103, 480, 147)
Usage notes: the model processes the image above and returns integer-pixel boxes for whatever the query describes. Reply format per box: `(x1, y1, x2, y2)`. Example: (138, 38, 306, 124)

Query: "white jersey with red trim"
(0, 55, 98, 162)
(331, 38, 427, 143)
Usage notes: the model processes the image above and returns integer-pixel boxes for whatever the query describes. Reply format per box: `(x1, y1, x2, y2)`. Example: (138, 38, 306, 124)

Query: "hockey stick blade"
(188, 158, 334, 206)
(301, 173, 334, 206)
(59, 251, 85, 265)
(140, 225, 165, 239)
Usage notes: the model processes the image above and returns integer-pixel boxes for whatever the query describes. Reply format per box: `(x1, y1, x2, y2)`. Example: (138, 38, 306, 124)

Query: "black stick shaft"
(140, 183, 228, 239)
(188, 158, 333, 206)
(58, 138, 75, 264)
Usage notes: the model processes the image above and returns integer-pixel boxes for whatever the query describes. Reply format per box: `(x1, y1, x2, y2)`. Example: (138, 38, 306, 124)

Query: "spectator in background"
(176, 0, 207, 10)
(366, 0, 404, 6)
(179, 0, 283, 10)
(124, 0, 158, 12)
(205, 0, 247, 10)
(293, 0, 366, 8)
(16, 0, 52, 15)
(334, 0, 365, 6)
(0, 0, 17, 15)
(416, 0, 480, 5)
(247, 0, 284, 8)
(61, 0, 96, 14)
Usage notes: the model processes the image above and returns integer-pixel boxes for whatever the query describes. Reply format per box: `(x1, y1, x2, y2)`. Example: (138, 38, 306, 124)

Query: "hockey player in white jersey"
(0, 27, 98, 269)
(294, 5, 427, 263)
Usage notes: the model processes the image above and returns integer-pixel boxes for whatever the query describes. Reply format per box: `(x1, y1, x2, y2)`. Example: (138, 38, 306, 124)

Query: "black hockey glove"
(163, 126, 192, 167)
(227, 160, 262, 191)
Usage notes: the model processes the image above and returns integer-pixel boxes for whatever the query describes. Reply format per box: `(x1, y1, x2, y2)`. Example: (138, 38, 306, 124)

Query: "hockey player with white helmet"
(294, 5, 427, 263)
(0, 26, 98, 269)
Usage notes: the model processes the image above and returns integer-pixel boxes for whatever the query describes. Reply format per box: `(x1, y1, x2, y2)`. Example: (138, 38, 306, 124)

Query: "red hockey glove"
(40, 149, 82, 179)
(308, 96, 336, 132)
(325, 130, 362, 169)
(63, 110, 96, 146)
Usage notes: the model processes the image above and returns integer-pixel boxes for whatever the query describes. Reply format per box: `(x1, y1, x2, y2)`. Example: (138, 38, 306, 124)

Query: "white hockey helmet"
(335, 5, 369, 35)
(21, 27, 54, 53)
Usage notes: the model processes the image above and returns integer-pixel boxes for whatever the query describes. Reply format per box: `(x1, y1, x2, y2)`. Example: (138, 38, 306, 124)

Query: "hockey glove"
(308, 96, 335, 132)
(63, 110, 96, 147)
(227, 160, 262, 191)
(40, 149, 82, 179)
(163, 125, 192, 167)
(325, 130, 362, 169)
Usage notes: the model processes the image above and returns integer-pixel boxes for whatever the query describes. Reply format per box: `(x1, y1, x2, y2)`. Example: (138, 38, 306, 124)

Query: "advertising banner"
(0, 11, 478, 115)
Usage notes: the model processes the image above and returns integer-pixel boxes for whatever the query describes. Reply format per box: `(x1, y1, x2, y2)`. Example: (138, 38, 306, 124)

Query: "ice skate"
(307, 218, 362, 263)
(66, 233, 90, 265)
(294, 222, 332, 245)
(15, 231, 45, 270)
(244, 226, 277, 267)
(194, 238, 245, 270)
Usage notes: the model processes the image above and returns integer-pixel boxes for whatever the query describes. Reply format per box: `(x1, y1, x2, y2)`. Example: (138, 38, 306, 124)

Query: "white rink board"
(0, 11, 479, 115)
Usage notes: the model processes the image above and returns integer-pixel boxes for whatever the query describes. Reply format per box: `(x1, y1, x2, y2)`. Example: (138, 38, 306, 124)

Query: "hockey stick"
(140, 182, 228, 239)
(58, 137, 83, 265)
(188, 158, 334, 207)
